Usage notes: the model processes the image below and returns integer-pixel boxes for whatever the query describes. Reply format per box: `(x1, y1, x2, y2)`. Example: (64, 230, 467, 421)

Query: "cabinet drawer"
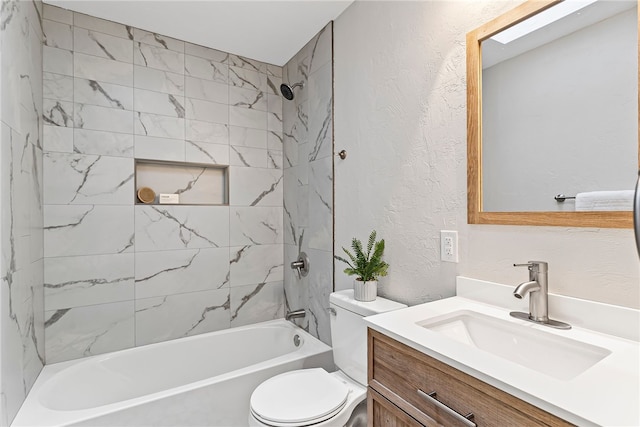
(368, 329, 573, 427)
(369, 388, 424, 427)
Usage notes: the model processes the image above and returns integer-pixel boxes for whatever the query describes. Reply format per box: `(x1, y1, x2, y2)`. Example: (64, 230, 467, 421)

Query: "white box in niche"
(159, 193, 180, 204)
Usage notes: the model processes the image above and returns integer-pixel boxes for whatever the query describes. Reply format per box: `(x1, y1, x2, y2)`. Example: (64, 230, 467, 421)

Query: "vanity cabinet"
(367, 329, 574, 427)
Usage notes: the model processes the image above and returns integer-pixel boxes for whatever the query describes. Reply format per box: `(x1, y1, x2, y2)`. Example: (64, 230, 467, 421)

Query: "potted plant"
(335, 230, 389, 302)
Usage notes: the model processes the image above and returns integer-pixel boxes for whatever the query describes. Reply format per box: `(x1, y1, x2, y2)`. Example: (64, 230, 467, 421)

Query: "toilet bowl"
(248, 290, 406, 427)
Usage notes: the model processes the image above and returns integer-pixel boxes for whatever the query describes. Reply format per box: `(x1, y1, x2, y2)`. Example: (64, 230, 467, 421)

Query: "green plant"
(335, 230, 389, 282)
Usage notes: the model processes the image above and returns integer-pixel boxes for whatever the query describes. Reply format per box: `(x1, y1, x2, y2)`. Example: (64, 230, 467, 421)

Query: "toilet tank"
(329, 290, 407, 385)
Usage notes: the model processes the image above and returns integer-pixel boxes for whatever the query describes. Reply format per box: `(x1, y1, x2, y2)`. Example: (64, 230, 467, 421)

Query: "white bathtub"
(13, 319, 334, 427)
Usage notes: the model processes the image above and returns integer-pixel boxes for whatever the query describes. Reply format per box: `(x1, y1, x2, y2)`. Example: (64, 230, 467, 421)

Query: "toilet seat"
(250, 368, 350, 427)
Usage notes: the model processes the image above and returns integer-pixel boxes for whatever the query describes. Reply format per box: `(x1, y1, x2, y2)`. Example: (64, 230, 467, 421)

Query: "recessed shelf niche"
(135, 159, 228, 206)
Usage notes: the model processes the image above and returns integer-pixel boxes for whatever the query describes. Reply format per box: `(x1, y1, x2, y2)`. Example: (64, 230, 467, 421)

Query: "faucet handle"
(514, 261, 548, 272)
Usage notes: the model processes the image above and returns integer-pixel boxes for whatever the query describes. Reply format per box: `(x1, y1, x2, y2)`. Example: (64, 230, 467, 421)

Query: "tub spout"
(285, 309, 306, 321)
(513, 280, 540, 299)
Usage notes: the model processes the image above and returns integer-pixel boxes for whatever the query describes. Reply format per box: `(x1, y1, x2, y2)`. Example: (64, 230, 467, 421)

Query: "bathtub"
(13, 319, 334, 427)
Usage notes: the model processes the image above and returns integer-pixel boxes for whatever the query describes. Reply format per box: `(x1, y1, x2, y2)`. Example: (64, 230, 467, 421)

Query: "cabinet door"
(368, 388, 424, 427)
(368, 329, 574, 427)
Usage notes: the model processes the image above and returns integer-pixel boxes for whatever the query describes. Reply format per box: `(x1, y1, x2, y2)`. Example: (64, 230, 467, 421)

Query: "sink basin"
(418, 310, 611, 381)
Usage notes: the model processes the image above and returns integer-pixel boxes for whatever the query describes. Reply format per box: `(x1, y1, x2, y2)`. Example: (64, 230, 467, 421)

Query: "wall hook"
(337, 150, 347, 160)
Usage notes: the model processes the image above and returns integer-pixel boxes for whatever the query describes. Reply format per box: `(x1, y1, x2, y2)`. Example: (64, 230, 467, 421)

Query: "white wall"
(334, 1, 639, 309)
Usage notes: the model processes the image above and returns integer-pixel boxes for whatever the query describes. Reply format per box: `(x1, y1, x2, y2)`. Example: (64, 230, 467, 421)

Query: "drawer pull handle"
(417, 389, 477, 427)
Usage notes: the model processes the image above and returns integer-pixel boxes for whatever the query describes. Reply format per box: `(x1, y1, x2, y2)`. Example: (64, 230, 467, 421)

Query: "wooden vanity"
(367, 329, 573, 427)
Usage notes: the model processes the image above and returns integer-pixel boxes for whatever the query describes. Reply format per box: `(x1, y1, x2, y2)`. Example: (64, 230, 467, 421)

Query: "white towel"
(575, 190, 634, 211)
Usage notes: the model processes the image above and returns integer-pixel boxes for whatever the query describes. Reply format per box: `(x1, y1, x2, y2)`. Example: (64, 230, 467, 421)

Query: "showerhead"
(280, 82, 303, 100)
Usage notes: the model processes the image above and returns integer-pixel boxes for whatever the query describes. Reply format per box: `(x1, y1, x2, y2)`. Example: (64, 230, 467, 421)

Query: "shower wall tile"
(43, 46, 73, 75)
(306, 249, 332, 345)
(308, 24, 332, 74)
(185, 42, 229, 63)
(134, 112, 184, 139)
(229, 55, 266, 73)
(135, 248, 230, 299)
(230, 146, 267, 168)
(44, 205, 134, 257)
(229, 244, 284, 286)
(282, 22, 333, 345)
(134, 65, 184, 96)
(268, 130, 284, 151)
(229, 87, 267, 111)
(308, 157, 333, 252)
(229, 167, 283, 207)
(185, 76, 229, 104)
(230, 207, 284, 246)
(73, 27, 134, 62)
(134, 205, 229, 251)
(74, 78, 134, 110)
(73, 12, 133, 40)
(185, 140, 229, 165)
(185, 55, 228, 83)
(44, 4, 73, 24)
(74, 128, 134, 157)
(43, 20, 73, 50)
(268, 111, 283, 133)
(230, 126, 267, 149)
(74, 52, 134, 86)
(1, 2, 45, 420)
(134, 42, 185, 74)
(134, 135, 185, 161)
(44, 253, 135, 310)
(133, 28, 184, 52)
(44, 301, 135, 363)
(43, 153, 134, 205)
(267, 64, 283, 78)
(134, 88, 185, 118)
(230, 281, 284, 327)
(75, 103, 134, 134)
(43, 125, 73, 153)
(230, 105, 267, 130)
(229, 66, 267, 92)
(43, 99, 73, 127)
(308, 63, 333, 162)
(185, 119, 228, 144)
(268, 150, 283, 170)
(135, 289, 230, 346)
(185, 98, 228, 123)
(42, 5, 286, 363)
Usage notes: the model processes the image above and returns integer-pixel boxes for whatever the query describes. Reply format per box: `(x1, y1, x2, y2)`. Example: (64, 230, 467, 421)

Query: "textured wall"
(334, 1, 639, 308)
(0, 1, 45, 425)
(41, 5, 285, 363)
(282, 23, 334, 344)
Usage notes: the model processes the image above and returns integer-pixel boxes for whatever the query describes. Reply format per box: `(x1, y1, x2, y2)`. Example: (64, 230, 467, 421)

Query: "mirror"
(467, 0, 638, 228)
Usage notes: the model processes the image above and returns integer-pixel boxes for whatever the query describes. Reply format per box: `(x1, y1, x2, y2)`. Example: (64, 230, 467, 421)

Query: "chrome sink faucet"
(511, 261, 571, 330)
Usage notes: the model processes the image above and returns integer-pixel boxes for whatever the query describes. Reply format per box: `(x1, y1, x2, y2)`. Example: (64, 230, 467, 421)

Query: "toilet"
(249, 289, 407, 427)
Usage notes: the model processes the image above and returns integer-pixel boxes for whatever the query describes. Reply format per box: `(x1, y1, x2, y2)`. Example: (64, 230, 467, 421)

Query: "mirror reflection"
(481, 0, 638, 212)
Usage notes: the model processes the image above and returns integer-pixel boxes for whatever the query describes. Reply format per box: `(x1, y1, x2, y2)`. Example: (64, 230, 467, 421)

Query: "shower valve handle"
(290, 252, 309, 279)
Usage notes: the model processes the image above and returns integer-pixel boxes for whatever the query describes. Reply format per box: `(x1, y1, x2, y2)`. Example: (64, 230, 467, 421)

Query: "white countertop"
(365, 277, 640, 427)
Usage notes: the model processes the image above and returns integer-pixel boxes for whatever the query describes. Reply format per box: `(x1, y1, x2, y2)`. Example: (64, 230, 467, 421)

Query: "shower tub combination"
(13, 319, 333, 426)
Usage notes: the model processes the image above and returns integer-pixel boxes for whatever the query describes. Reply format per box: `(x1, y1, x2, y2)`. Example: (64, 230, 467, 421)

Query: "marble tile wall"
(282, 23, 334, 344)
(42, 5, 285, 363)
(0, 1, 45, 425)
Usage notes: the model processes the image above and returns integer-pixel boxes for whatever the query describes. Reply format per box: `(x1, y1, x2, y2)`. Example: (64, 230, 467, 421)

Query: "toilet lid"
(250, 369, 349, 426)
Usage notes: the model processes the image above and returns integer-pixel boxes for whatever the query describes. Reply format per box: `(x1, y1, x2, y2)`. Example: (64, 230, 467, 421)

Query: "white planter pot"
(354, 279, 377, 302)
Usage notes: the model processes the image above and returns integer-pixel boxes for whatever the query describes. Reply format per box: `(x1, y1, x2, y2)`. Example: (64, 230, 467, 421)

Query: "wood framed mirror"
(467, 0, 638, 228)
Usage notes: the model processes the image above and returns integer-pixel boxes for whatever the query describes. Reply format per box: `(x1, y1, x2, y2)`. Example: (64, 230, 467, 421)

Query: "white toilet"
(249, 290, 407, 427)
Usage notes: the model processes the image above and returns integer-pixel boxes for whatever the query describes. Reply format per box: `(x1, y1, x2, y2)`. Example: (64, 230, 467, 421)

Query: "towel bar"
(554, 194, 576, 203)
